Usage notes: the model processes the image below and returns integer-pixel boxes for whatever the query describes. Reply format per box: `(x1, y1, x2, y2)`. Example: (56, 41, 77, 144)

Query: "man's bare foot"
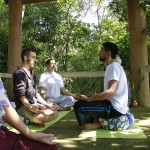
(34, 123, 45, 127)
(80, 122, 101, 130)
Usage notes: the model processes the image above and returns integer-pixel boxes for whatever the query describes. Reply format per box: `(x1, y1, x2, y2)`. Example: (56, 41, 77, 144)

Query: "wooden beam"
(21, 0, 56, 4)
(5, 0, 56, 4)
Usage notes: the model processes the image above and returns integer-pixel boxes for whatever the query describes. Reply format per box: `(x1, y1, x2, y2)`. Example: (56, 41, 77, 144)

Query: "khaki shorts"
(17, 106, 35, 122)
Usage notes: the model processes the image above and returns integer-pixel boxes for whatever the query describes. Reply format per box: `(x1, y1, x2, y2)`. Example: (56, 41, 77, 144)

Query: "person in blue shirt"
(0, 78, 57, 150)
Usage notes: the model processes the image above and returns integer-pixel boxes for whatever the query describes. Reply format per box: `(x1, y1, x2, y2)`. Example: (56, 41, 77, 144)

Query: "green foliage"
(0, 0, 148, 94)
(65, 77, 104, 95)
(108, 0, 128, 22)
(0, 29, 8, 72)
(0, 1, 8, 73)
(128, 72, 144, 101)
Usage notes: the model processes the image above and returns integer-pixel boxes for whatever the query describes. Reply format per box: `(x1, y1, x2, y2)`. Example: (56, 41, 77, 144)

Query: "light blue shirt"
(0, 78, 11, 127)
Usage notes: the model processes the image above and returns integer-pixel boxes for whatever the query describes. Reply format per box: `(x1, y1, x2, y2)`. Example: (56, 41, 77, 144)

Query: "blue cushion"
(99, 112, 134, 131)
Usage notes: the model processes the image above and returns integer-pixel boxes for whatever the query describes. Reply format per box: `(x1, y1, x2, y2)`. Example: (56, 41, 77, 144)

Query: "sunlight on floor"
(54, 137, 96, 148)
(133, 145, 149, 148)
(111, 143, 122, 146)
(137, 119, 150, 126)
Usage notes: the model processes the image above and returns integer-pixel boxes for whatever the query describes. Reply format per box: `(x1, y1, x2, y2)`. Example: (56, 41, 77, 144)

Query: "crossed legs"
(17, 106, 58, 126)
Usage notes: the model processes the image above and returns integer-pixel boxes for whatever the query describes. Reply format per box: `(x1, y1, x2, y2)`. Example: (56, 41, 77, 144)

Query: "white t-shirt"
(39, 72, 64, 98)
(104, 62, 129, 114)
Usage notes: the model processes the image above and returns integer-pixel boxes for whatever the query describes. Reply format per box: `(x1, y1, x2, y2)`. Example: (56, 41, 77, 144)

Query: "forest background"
(0, 0, 150, 95)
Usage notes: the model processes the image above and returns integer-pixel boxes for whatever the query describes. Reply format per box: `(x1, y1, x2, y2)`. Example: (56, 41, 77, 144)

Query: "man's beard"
(99, 56, 105, 62)
(30, 66, 34, 70)
(27, 58, 34, 70)
(53, 64, 57, 71)
(50, 64, 57, 71)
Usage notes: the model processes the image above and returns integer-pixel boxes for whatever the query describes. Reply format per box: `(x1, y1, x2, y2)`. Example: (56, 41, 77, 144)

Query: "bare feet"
(34, 123, 45, 127)
(80, 122, 101, 130)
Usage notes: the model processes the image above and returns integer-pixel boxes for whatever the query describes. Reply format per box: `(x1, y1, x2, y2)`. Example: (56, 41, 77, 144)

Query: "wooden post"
(7, 0, 23, 100)
(127, 0, 150, 107)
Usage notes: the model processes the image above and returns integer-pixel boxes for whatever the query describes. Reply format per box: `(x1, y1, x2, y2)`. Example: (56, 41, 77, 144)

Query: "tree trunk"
(127, 0, 150, 107)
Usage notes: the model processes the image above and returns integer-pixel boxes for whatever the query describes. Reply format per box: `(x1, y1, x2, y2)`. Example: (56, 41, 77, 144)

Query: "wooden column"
(7, 0, 23, 100)
(127, 0, 150, 107)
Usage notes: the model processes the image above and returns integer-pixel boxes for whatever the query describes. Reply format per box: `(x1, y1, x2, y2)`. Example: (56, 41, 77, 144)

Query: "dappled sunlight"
(111, 142, 149, 149)
(133, 145, 149, 148)
(79, 126, 147, 139)
(136, 119, 150, 126)
(61, 119, 77, 122)
(117, 128, 143, 134)
(46, 106, 150, 149)
(54, 137, 96, 149)
(141, 112, 150, 115)
(111, 143, 122, 147)
(79, 130, 96, 138)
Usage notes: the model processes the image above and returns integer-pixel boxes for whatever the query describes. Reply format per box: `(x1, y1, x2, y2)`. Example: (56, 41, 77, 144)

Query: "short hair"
(21, 48, 35, 62)
(102, 42, 118, 59)
(45, 58, 55, 65)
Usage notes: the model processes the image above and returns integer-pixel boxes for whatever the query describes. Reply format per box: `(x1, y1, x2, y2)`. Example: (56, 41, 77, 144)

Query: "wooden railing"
(0, 65, 149, 79)
(0, 71, 105, 78)
(0, 65, 149, 106)
(0, 73, 12, 78)
(139, 65, 150, 74)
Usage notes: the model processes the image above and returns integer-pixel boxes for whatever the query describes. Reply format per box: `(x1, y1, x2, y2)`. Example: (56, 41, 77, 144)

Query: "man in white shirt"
(74, 42, 131, 130)
(38, 59, 77, 110)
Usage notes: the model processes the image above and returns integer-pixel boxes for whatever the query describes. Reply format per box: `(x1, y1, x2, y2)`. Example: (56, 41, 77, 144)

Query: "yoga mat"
(79, 124, 147, 139)
(29, 110, 71, 132)
(3, 110, 71, 133)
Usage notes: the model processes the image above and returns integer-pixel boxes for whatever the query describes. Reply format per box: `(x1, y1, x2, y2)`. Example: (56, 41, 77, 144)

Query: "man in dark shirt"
(13, 48, 58, 126)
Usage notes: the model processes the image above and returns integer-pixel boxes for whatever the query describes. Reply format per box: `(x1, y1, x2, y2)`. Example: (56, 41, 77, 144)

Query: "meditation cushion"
(99, 112, 134, 131)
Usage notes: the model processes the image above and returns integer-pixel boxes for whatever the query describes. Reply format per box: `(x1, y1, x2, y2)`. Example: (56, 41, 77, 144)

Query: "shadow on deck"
(44, 106, 150, 150)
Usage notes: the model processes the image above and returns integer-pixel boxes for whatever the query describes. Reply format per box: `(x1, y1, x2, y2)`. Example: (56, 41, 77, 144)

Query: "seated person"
(0, 78, 57, 150)
(13, 48, 58, 126)
(74, 42, 134, 130)
(38, 58, 78, 110)
(81, 112, 134, 131)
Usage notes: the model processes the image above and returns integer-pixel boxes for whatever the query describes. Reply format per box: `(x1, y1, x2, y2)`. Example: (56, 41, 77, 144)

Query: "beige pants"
(17, 106, 35, 122)
(17, 104, 58, 124)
